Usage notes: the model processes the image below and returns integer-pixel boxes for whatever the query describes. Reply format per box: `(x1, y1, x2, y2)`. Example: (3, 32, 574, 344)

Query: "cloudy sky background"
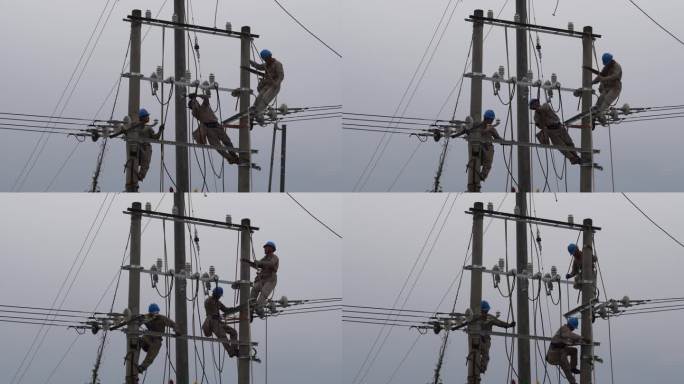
(342, 0, 684, 192)
(0, 0, 341, 192)
(0, 193, 341, 383)
(343, 193, 684, 383)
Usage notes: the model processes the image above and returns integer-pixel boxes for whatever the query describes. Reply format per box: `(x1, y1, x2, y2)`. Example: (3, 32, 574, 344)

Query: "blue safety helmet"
(567, 243, 578, 254)
(212, 286, 223, 297)
(260, 49, 272, 59)
(148, 303, 160, 314)
(263, 241, 276, 250)
(529, 98, 540, 109)
(567, 317, 579, 330)
(139, 108, 150, 119)
(484, 110, 496, 121)
(481, 300, 491, 312)
(602, 53, 613, 66)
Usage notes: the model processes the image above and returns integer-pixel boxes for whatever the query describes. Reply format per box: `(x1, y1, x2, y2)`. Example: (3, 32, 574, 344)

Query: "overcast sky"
(0, 0, 341, 192)
(343, 193, 684, 383)
(342, 0, 684, 192)
(0, 193, 341, 383)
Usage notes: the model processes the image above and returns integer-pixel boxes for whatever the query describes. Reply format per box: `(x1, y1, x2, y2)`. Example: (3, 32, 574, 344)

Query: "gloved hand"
(565, 273, 572, 279)
(508, 321, 516, 328)
(159, 124, 165, 131)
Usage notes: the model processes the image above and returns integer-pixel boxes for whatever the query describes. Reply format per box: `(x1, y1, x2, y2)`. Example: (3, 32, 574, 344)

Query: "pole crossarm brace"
(124, 14, 259, 39)
(120, 329, 258, 346)
(466, 136, 600, 154)
(121, 73, 253, 95)
(463, 265, 591, 286)
(120, 136, 258, 154)
(463, 72, 593, 94)
(121, 265, 249, 286)
(461, 329, 600, 346)
(465, 207, 601, 232)
(466, 14, 601, 39)
(123, 208, 259, 232)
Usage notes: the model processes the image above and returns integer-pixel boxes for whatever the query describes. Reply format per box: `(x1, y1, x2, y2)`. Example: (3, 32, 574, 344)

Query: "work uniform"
(546, 325, 583, 384)
(534, 103, 580, 164)
(138, 314, 180, 371)
(249, 58, 285, 123)
(202, 296, 239, 356)
(250, 253, 280, 316)
(468, 121, 502, 186)
(189, 96, 239, 163)
(594, 60, 622, 117)
(113, 121, 162, 191)
(567, 248, 598, 289)
(470, 313, 511, 373)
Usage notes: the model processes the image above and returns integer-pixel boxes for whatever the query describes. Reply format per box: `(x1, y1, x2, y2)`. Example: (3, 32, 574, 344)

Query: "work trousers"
(479, 338, 491, 373)
(595, 85, 621, 114)
(138, 144, 152, 180)
(125, 144, 141, 192)
(547, 346, 578, 384)
(536, 127, 580, 163)
(202, 318, 238, 356)
(250, 276, 277, 314)
(200, 125, 239, 163)
(253, 85, 281, 120)
(138, 335, 162, 370)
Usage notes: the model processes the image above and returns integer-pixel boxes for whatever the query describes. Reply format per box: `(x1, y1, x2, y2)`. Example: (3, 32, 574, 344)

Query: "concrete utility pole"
(467, 10, 484, 192)
(580, 27, 594, 192)
(514, 0, 532, 382)
(238, 218, 252, 384)
(280, 124, 287, 192)
(173, 0, 190, 382)
(467, 202, 484, 384)
(580, 218, 595, 384)
(125, 202, 142, 384)
(238, 27, 252, 192)
(126, 10, 142, 192)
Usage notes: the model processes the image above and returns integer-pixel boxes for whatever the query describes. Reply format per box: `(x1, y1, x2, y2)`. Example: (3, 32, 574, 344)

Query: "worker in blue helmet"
(249, 49, 285, 126)
(111, 108, 164, 192)
(592, 52, 622, 125)
(547, 317, 587, 384)
(467, 110, 502, 191)
(244, 241, 280, 319)
(135, 303, 181, 373)
(565, 243, 597, 290)
(529, 98, 581, 164)
(471, 300, 516, 374)
(202, 286, 241, 357)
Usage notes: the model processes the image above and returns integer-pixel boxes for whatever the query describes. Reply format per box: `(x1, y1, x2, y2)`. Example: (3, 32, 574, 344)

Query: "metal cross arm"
(121, 329, 259, 346)
(120, 265, 247, 286)
(124, 14, 259, 39)
(463, 265, 583, 286)
(464, 72, 594, 94)
(466, 207, 601, 232)
(120, 136, 258, 154)
(462, 329, 601, 346)
(123, 208, 259, 232)
(466, 136, 600, 154)
(466, 14, 601, 40)
(121, 73, 252, 95)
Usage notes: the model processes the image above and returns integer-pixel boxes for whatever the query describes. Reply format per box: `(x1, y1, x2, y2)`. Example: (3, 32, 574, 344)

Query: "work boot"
(255, 307, 266, 319)
(137, 364, 146, 373)
(228, 344, 239, 357)
(227, 152, 240, 164)
(570, 157, 580, 165)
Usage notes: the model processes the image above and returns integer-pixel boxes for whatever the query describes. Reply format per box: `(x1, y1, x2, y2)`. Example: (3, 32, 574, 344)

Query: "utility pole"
(125, 10, 142, 192)
(173, 0, 190, 382)
(580, 26, 594, 192)
(514, 0, 532, 381)
(467, 9, 484, 192)
(280, 124, 287, 192)
(238, 27, 252, 192)
(580, 218, 594, 384)
(124, 202, 142, 384)
(238, 218, 252, 384)
(467, 202, 484, 384)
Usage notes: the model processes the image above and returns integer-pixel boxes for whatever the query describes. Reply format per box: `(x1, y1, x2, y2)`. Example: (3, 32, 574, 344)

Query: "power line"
(626, 0, 684, 46)
(271, 0, 342, 58)
(621, 193, 684, 248)
(286, 193, 343, 239)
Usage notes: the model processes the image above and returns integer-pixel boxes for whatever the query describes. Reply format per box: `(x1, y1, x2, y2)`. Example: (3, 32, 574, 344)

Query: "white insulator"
(225, 22, 232, 32)
(156, 66, 163, 79)
(498, 65, 505, 78)
(464, 308, 473, 321)
(172, 206, 179, 215)
(568, 214, 574, 224)
(568, 22, 574, 32)
(487, 9, 494, 19)
(279, 296, 289, 307)
(279, 103, 289, 114)
(551, 265, 558, 276)
(145, 9, 152, 19)
(156, 258, 163, 271)
(514, 14, 521, 23)
(185, 70, 192, 82)
(172, 14, 178, 23)
(123, 115, 131, 125)
(209, 265, 216, 276)
(622, 103, 631, 114)
(622, 296, 631, 306)
(185, 262, 192, 274)
(551, 73, 558, 84)
(225, 214, 232, 224)
(514, 206, 520, 215)
(465, 116, 474, 126)
(498, 258, 505, 270)
(487, 202, 494, 211)
(145, 202, 152, 211)
(527, 70, 534, 82)
(209, 73, 216, 84)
